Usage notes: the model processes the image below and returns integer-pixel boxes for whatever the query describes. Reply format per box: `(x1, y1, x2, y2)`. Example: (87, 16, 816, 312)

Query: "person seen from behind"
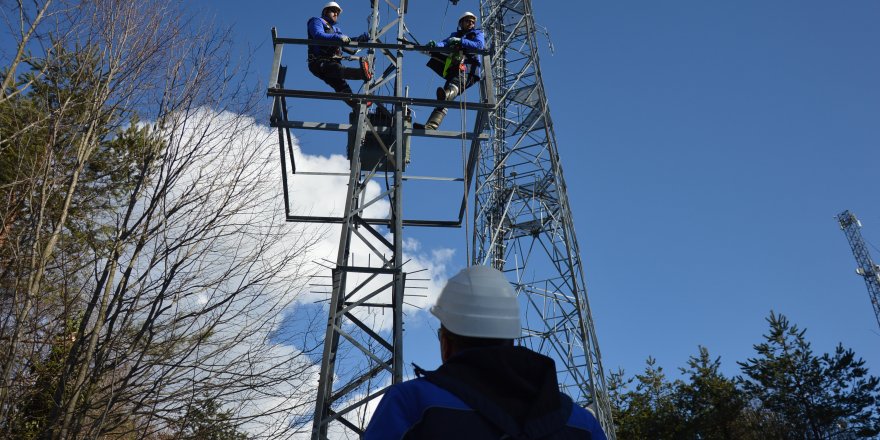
(307, 1, 372, 109)
(363, 265, 608, 439)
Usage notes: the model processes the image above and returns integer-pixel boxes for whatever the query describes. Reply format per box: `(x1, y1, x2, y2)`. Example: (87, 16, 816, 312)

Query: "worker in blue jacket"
(363, 266, 609, 440)
(422, 11, 486, 129)
(307, 1, 371, 109)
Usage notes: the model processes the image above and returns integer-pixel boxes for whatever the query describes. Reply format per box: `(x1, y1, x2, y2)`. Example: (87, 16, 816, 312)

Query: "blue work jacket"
(363, 346, 608, 439)
(436, 28, 486, 78)
(307, 16, 346, 59)
(307, 15, 367, 60)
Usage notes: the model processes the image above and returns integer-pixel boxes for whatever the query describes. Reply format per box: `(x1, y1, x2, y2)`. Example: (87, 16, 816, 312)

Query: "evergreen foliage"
(170, 397, 251, 440)
(609, 312, 880, 439)
(738, 312, 880, 439)
(676, 346, 747, 439)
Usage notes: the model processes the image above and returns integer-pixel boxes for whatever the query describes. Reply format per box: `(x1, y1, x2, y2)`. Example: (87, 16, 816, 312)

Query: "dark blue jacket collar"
(420, 346, 574, 439)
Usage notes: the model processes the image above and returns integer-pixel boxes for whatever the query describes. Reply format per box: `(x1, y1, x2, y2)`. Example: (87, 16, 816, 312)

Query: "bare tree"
(1, 1, 324, 438)
(1, 0, 55, 101)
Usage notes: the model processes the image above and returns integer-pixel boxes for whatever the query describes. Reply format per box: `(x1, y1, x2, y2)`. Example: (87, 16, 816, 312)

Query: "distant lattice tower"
(475, 0, 615, 436)
(837, 210, 880, 329)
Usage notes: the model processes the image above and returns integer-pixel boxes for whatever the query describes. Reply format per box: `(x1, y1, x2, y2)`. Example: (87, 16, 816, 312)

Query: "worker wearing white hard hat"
(458, 11, 478, 26)
(420, 11, 486, 130)
(429, 265, 521, 340)
(307, 1, 372, 109)
(322, 1, 342, 13)
(363, 265, 608, 439)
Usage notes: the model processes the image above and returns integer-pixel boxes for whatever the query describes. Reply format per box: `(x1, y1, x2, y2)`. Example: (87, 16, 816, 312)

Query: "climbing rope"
(458, 68, 471, 265)
(429, 2, 452, 93)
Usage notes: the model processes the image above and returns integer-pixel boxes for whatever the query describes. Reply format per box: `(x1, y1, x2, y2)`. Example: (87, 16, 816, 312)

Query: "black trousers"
(308, 58, 364, 97)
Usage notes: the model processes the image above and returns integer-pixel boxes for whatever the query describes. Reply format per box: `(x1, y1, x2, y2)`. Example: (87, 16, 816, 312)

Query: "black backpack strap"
(421, 367, 524, 439)
(412, 363, 428, 378)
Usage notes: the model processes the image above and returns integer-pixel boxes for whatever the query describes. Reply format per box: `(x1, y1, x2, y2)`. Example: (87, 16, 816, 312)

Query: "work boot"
(436, 83, 459, 101)
(360, 59, 372, 81)
(423, 107, 447, 130)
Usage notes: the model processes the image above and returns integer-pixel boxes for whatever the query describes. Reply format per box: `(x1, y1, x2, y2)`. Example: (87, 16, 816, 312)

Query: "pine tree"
(738, 311, 880, 439)
(610, 357, 686, 439)
(170, 396, 250, 440)
(676, 346, 747, 439)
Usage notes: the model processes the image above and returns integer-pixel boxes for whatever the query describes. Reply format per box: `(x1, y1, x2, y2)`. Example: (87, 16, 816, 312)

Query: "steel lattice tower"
(270, 0, 613, 438)
(268, 1, 492, 438)
(837, 210, 880, 329)
(475, 0, 615, 435)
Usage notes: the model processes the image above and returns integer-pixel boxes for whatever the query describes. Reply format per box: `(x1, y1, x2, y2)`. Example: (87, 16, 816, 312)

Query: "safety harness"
(308, 17, 343, 62)
(426, 29, 481, 80)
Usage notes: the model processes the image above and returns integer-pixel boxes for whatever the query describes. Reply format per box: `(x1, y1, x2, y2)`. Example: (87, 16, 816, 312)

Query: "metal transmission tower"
(475, 0, 615, 435)
(837, 210, 880, 329)
(267, 2, 492, 438)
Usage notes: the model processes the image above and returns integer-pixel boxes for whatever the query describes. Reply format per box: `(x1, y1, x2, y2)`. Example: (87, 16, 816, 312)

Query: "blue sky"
(193, 0, 880, 381)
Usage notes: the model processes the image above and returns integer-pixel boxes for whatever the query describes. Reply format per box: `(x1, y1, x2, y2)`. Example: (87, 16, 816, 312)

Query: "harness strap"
(308, 54, 341, 63)
(318, 17, 342, 58)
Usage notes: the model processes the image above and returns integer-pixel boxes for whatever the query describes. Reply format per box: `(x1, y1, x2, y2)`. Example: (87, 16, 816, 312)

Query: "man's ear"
(439, 330, 454, 363)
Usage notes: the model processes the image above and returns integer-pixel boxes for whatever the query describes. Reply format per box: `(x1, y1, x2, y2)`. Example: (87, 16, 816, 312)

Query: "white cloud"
(156, 107, 455, 438)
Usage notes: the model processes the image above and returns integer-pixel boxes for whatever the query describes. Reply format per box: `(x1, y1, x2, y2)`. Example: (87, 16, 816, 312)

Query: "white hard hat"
(430, 266, 521, 339)
(323, 1, 342, 13)
(458, 11, 477, 23)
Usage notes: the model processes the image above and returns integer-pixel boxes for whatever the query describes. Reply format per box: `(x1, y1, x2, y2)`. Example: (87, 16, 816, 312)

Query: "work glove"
(447, 37, 461, 46)
(340, 35, 351, 43)
(355, 32, 369, 42)
(426, 40, 436, 48)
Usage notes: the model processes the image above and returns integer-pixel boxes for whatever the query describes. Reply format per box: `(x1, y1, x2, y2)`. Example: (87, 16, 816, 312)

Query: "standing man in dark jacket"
(422, 11, 485, 130)
(307, 1, 371, 109)
(363, 266, 608, 439)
